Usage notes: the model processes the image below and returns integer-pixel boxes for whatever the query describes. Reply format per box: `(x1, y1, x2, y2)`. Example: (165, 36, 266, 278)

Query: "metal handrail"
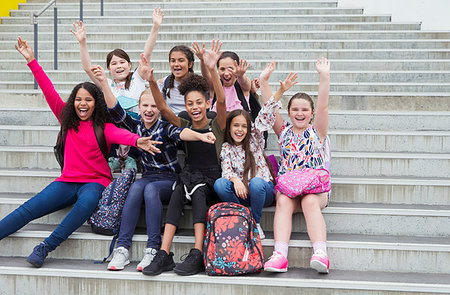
(32, 0, 57, 89)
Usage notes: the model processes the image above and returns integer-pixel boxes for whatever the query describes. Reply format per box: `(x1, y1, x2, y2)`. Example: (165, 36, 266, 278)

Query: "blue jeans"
(116, 173, 174, 249)
(214, 177, 275, 223)
(0, 181, 104, 251)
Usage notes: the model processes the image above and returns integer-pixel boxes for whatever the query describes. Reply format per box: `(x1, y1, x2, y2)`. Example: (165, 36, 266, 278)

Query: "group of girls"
(0, 7, 331, 276)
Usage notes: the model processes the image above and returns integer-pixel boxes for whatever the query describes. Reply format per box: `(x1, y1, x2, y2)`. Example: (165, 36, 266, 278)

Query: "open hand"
(203, 39, 223, 70)
(191, 41, 205, 61)
(230, 59, 250, 78)
(315, 57, 330, 76)
(138, 53, 155, 82)
(136, 137, 163, 155)
(15, 36, 35, 63)
(70, 21, 86, 43)
(152, 7, 164, 27)
(279, 72, 298, 93)
(259, 61, 275, 81)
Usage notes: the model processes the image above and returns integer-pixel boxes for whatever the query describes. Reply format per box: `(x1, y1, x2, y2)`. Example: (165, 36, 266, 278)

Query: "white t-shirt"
(108, 71, 146, 114)
(157, 76, 186, 115)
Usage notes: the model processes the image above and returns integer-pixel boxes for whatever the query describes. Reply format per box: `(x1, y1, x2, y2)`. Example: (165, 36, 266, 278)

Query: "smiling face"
(170, 51, 192, 81)
(107, 55, 132, 82)
(229, 114, 249, 145)
(288, 98, 314, 133)
(74, 88, 95, 121)
(139, 93, 160, 129)
(218, 57, 237, 87)
(185, 90, 209, 127)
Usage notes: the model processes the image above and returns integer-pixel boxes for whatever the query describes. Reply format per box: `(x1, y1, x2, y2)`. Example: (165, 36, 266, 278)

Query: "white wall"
(338, 0, 450, 31)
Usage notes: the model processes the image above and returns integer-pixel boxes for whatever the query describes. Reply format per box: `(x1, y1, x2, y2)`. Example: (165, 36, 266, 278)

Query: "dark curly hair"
(60, 82, 112, 132)
(166, 45, 195, 99)
(106, 49, 133, 90)
(178, 73, 209, 102)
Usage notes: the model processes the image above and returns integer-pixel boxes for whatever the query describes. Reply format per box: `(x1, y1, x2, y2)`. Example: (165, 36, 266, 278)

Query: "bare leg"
(273, 192, 301, 243)
(160, 223, 177, 254)
(193, 223, 205, 251)
(300, 193, 328, 243)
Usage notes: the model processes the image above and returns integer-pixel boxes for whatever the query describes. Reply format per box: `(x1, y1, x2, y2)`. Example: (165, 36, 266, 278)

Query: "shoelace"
(268, 252, 282, 260)
(179, 251, 198, 264)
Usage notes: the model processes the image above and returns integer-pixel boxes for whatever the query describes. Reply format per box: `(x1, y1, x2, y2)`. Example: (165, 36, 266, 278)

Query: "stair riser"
(1, 235, 448, 273)
(1, 201, 447, 237)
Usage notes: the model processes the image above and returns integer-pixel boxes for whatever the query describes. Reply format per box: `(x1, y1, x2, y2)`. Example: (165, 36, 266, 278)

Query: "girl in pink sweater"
(0, 37, 160, 268)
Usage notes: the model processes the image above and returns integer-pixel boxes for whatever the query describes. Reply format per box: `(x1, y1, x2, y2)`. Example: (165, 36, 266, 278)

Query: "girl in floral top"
(258, 58, 331, 274)
(214, 109, 276, 239)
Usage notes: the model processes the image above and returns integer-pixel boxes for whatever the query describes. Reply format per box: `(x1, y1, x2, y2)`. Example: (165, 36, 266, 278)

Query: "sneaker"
(107, 247, 130, 271)
(256, 223, 265, 240)
(310, 249, 329, 274)
(142, 250, 176, 276)
(264, 251, 288, 272)
(108, 157, 121, 173)
(124, 157, 137, 170)
(27, 242, 51, 268)
(173, 248, 205, 276)
(137, 248, 158, 271)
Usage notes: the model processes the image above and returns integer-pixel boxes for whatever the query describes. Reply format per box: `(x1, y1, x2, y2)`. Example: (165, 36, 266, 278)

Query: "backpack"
(54, 123, 108, 171)
(88, 168, 136, 236)
(203, 202, 264, 276)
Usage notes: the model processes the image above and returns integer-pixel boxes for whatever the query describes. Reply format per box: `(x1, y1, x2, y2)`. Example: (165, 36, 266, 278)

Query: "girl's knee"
(301, 194, 320, 210)
(276, 194, 296, 211)
(248, 177, 265, 190)
(214, 178, 228, 192)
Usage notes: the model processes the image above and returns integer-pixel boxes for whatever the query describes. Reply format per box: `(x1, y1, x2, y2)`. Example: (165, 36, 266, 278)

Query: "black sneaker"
(142, 249, 176, 276)
(173, 248, 205, 276)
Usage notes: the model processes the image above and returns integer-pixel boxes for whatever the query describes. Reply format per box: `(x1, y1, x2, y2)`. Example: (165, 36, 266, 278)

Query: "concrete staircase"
(0, 0, 449, 294)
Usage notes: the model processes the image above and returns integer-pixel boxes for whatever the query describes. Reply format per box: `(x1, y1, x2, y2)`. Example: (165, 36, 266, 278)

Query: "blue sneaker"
(27, 242, 51, 268)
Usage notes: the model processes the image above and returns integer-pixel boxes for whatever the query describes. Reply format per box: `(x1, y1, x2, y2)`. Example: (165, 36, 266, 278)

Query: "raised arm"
(15, 36, 65, 119)
(231, 59, 251, 94)
(137, 7, 163, 77)
(192, 40, 222, 91)
(138, 54, 181, 126)
(71, 21, 100, 87)
(202, 41, 226, 130)
(314, 57, 330, 141)
(91, 65, 117, 109)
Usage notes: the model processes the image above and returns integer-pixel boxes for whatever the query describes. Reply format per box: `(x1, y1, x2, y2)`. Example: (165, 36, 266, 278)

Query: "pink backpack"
(275, 168, 331, 198)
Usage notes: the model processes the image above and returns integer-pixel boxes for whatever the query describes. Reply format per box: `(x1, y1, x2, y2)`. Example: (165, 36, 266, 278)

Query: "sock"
(312, 241, 327, 255)
(274, 241, 289, 258)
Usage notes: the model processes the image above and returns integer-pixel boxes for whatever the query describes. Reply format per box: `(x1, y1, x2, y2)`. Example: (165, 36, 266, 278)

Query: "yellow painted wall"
(0, 0, 27, 23)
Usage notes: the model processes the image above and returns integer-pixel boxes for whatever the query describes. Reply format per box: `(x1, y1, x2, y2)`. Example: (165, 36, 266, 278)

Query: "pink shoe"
(264, 251, 288, 272)
(310, 250, 329, 274)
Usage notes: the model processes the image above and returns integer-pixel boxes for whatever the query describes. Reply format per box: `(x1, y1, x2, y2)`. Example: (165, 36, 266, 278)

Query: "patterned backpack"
(88, 168, 136, 236)
(204, 202, 264, 276)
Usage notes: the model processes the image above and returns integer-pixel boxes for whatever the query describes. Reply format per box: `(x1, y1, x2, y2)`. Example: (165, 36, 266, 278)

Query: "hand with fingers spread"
(90, 65, 107, 84)
(136, 137, 163, 155)
(138, 53, 156, 82)
(203, 39, 223, 70)
(259, 61, 276, 81)
(191, 41, 206, 61)
(15, 36, 35, 63)
(315, 57, 330, 77)
(152, 7, 164, 28)
(279, 72, 299, 93)
(230, 59, 250, 78)
(231, 178, 248, 200)
(70, 21, 86, 43)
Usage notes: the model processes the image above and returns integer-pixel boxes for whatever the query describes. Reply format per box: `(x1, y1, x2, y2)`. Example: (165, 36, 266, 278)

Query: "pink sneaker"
(264, 251, 288, 272)
(310, 250, 329, 274)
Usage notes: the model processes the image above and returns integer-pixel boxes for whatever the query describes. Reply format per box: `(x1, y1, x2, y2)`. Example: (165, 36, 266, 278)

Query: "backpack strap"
(233, 82, 250, 112)
(161, 75, 171, 100)
(93, 123, 108, 161)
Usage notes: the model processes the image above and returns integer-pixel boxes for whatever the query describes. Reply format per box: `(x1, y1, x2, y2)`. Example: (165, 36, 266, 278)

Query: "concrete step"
(2, 146, 448, 177)
(3, 125, 449, 153)
(2, 15, 395, 25)
(2, 225, 449, 273)
(2, 58, 450, 72)
(2, 69, 449, 84)
(0, 170, 448, 205)
(0, 22, 423, 33)
(1, 90, 449, 112)
(1, 196, 448, 237)
(1, 108, 448, 131)
(1, 257, 449, 294)
(3, 31, 450, 42)
(10, 7, 366, 18)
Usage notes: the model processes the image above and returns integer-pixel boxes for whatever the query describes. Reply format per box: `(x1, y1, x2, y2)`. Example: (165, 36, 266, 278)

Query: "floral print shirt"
(220, 115, 273, 182)
(257, 97, 330, 176)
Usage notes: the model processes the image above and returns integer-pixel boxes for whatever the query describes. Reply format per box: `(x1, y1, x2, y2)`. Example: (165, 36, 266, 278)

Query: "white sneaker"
(107, 247, 130, 271)
(256, 223, 265, 240)
(137, 248, 158, 271)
